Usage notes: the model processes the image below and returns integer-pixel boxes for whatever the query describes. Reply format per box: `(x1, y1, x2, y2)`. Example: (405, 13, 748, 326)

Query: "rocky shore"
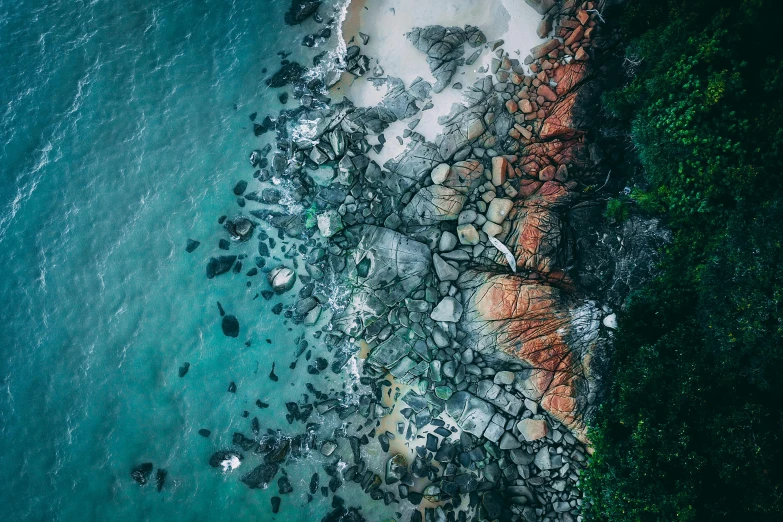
(188, 1, 661, 521)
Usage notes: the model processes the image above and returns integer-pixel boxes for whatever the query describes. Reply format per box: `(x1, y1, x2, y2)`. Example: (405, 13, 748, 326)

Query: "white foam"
(220, 455, 241, 472)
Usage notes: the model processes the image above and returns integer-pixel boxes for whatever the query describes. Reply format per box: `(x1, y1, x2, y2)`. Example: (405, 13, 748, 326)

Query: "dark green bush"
(583, 0, 783, 520)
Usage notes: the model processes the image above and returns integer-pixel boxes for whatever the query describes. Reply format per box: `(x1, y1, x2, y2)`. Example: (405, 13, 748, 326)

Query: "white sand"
(332, 0, 544, 166)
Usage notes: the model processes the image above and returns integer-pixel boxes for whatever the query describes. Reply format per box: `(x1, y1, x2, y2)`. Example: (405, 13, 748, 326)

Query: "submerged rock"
(185, 239, 200, 253)
(266, 62, 307, 88)
(221, 315, 240, 338)
(241, 463, 280, 489)
(321, 506, 367, 522)
(206, 256, 236, 279)
(284, 0, 321, 25)
(155, 469, 167, 492)
(130, 463, 153, 486)
(178, 362, 190, 377)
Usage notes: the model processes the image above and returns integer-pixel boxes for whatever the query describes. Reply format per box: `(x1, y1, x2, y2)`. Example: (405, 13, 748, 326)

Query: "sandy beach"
(333, 0, 545, 166)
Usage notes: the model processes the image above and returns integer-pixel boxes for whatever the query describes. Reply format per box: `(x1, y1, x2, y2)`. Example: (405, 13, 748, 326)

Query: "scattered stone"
(206, 256, 236, 279)
(385, 454, 407, 484)
(456, 224, 479, 245)
(518, 418, 548, 441)
(431, 297, 463, 322)
(178, 362, 190, 377)
(486, 198, 513, 224)
(268, 266, 296, 294)
(131, 463, 153, 486)
(321, 440, 338, 457)
(317, 210, 343, 238)
(186, 239, 200, 253)
(433, 254, 459, 281)
(221, 315, 239, 338)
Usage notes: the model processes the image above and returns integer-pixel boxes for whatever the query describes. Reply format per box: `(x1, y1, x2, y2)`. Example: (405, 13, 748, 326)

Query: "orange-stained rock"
(539, 165, 557, 181)
(553, 62, 587, 96)
(540, 91, 582, 140)
(564, 25, 585, 47)
(538, 84, 558, 102)
(459, 270, 600, 440)
(522, 139, 588, 170)
(493, 182, 573, 272)
(452, 27, 599, 441)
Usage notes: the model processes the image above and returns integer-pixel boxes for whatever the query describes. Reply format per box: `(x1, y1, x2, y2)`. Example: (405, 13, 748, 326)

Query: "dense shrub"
(583, 0, 783, 520)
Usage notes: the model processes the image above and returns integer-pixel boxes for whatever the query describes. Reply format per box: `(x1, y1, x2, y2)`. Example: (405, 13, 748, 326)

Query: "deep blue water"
(0, 0, 364, 519)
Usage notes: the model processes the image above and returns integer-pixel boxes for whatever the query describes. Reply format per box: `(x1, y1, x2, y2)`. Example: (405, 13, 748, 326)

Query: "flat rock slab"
(334, 226, 431, 335)
(445, 391, 495, 438)
(517, 418, 548, 441)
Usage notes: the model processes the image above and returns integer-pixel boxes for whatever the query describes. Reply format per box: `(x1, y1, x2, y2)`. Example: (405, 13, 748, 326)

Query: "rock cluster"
(195, 2, 620, 521)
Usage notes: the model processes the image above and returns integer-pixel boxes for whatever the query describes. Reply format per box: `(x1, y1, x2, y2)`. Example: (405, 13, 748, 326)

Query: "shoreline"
(210, 0, 615, 520)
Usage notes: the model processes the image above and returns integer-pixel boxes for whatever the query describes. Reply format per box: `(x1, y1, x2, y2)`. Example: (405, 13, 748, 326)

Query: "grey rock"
(431, 297, 463, 322)
(430, 163, 451, 184)
(433, 254, 460, 281)
(445, 391, 495, 437)
(267, 266, 296, 294)
(493, 370, 514, 385)
(456, 224, 479, 245)
(368, 335, 411, 370)
(320, 440, 338, 457)
(333, 226, 431, 335)
(458, 209, 477, 224)
(317, 210, 343, 238)
(402, 185, 466, 225)
(499, 431, 521, 450)
(509, 449, 534, 466)
(406, 25, 486, 93)
(439, 231, 458, 252)
(533, 447, 554, 470)
(432, 326, 450, 348)
(295, 297, 318, 315)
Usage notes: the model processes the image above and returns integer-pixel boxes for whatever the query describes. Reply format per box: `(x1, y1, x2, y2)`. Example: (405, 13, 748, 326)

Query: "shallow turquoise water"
(0, 1, 361, 519)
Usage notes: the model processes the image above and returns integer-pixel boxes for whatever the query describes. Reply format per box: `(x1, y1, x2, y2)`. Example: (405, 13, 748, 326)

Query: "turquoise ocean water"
(0, 1, 370, 520)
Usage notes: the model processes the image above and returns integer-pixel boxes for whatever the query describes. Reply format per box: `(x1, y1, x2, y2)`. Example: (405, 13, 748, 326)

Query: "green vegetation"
(604, 197, 630, 222)
(583, 1, 783, 520)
